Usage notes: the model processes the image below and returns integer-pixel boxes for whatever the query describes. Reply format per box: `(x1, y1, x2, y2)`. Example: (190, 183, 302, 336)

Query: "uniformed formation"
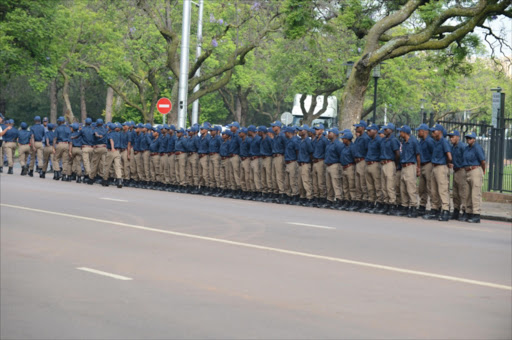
(0, 114, 487, 223)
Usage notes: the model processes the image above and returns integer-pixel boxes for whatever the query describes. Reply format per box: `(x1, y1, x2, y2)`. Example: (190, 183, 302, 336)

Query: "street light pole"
(191, 0, 203, 125)
(372, 63, 381, 124)
(178, 0, 192, 129)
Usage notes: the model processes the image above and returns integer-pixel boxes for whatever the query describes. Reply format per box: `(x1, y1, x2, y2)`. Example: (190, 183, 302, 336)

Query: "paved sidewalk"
(481, 201, 512, 222)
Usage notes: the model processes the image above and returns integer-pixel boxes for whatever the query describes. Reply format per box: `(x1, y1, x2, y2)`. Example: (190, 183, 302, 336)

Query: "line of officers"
(1, 115, 486, 223)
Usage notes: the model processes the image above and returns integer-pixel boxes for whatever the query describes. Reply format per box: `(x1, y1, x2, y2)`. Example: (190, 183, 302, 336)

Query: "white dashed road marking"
(286, 222, 336, 230)
(76, 267, 132, 281)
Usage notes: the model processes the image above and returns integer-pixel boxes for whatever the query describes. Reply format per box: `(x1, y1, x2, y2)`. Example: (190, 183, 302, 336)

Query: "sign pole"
(191, 0, 204, 125)
(178, 0, 192, 129)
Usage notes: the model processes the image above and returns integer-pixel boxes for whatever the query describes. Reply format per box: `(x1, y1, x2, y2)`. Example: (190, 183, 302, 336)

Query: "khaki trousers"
(142, 150, 150, 181)
(90, 146, 107, 178)
(250, 158, 261, 191)
(70, 147, 82, 175)
(104, 150, 122, 180)
(355, 161, 368, 201)
(381, 161, 396, 205)
(272, 154, 285, 194)
(220, 158, 231, 189)
(121, 149, 129, 180)
(135, 152, 144, 182)
(18, 144, 31, 167)
(452, 169, 468, 211)
(419, 162, 433, 208)
(466, 167, 483, 214)
(81, 146, 94, 177)
(168, 154, 177, 185)
(198, 154, 209, 187)
(284, 161, 299, 196)
(42, 146, 54, 172)
(400, 164, 418, 208)
(209, 153, 221, 188)
(54, 143, 70, 175)
(299, 163, 313, 199)
(187, 153, 199, 186)
(395, 169, 402, 206)
(176, 152, 188, 186)
(431, 164, 450, 211)
(240, 158, 251, 191)
(341, 164, 356, 201)
(161, 154, 170, 184)
(312, 161, 326, 198)
(149, 154, 160, 182)
(326, 163, 342, 202)
(129, 149, 137, 181)
(3, 142, 16, 167)
(30, 141, 44, 170)
(228, 155, 241, 189)
(260, 156, 272, 193)
(365, 162, 382, 203)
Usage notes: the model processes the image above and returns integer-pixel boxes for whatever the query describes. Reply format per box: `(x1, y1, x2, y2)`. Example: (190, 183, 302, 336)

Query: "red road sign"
(156, 97, 172, 114)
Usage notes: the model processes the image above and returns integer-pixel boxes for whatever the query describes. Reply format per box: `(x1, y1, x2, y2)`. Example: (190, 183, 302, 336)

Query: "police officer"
(340, 131, 356, 210)
(258, 126, 273, 201)
(248, 125, 262, 200)
(90, 119, 108, 183)
(283, 126, 300, 204)
(3, 119, 18, 174)
(351, 120, 370, 211)
(158, 126, 169, 190)
(416, 123, 435, 216)
(463, 132, 486, 223)
(323, 128, 343, 209)
(379, 123, 400, 214)
(219, 130, 232, 196)
(29, 116, 45, 176)
(208, 126, 222, 195)
(363, 124, 383, 213)
(227, 122, 242, 197)
(68, 123, 83, 183)
(448, 130, 468, 221)
(239, 127, 252, 197)
(270, 121, 287, 202)
(52, 116, 71, 181)
(423, 124, 452, 221)
(167, 125, 177, 189)
(148, 127, 161, 189)
(77, 118, 95, 183)
(297, 125, 314, 206)
(133, 124, 144, 187)
(41, 123, 55, 178)
(120, 122, 131, 185)
(17, 122, 32, 175)
(396, 125, 421, 217)
(311, 124, 328, 206)
(186, 126, 200, 192)
(103, 122, 123, 188)
(0, 113, 6, 173)
(198, 123, 211, 192)
(174, 127, 188, 191)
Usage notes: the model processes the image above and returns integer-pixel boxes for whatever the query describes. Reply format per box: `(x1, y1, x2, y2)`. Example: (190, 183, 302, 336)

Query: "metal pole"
(372, 77, 378, 124)
(191, 0, 203, 125)
(178, 0, 192, 129)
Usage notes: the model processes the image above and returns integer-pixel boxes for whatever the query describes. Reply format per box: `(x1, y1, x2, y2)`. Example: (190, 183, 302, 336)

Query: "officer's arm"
(68, 142, 73, 156)
(480, 160, 486, 174)
(416, 153, 421, 176)
(30, 133, 35, 150)
(445, 151, 452, 164)
(110, 138, 115, 151)
(53, 135, 57, 150)
(394, 149, 400, 166)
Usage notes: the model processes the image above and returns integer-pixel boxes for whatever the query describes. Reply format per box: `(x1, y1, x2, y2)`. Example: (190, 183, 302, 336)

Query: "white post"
(191, 0, 203, 125)
(178, 0, 192, 129)
(384, 103, 387, 125)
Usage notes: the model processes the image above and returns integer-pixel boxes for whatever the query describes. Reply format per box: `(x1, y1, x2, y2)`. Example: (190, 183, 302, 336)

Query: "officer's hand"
(69, 152, 72, 158)
(52, 148, 56, 154)
(416, 167, 420, 177)
(448, 163, 453, 169)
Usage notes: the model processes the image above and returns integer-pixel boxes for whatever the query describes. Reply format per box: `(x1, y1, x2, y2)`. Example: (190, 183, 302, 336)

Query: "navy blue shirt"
(209, 135, 222, 153)
(431, 138, 451, 165)
(139, 132, 152, 150)
(30, 123, 45, 142)
(198, 134, 210, 154)
(380, 135, 400, 160)
(18, 129, 31, 144)
(297, 137, 313, 163)
(187, 135, 199, 152)
(107, 131, 122, 149)
(44, 130, 54, 146)
(54, 124, 71, 143)
(120, 131, 130, 149)
(419, 136, 435, 163)
(324, 139, 343, 164)
(400, 135, 420, 164)
(158, 134, 168, 153)
(133, 133, 142, 152)
(312, 136, 328, 159)
(250, 135, 261, 157)
(94, 126, 108, 145)
(2, 127, 18, 142)
(70, 131, 82, 147)
(340, 143, 355, 166)
(220, 139, 231, 157)
(228, 134, 241, 155)
(260, 136, 273, 157)
(174, 136, 187, 152)
(167, 135, 176, 153)
(463, 142, 485, 166)
(451, 141, 467, 169)
(240, 137, 252, 158)
(353, 133, 370, 158)
(284, 137, 299, 161)
(272, 132, 287, 155)
(365, 135, 382, 162)
(79, 126, 95, 146)
(149, 135, 160, 153)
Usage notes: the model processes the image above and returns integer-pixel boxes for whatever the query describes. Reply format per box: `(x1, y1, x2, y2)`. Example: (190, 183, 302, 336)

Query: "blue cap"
(397, 125, 412, 134)
(429, 124, 444, 132)
(239, 127, 248, 134)
(190, 126, 198, 133)
(175, 127, 185, 133)
(308, 127, 315, 134)
(342, 131, 353, 140)
(214, 125, 221, 132)
(71, 123, 79, 130)
(257, 126, 267, 133)
(378, 129, 385, 134)
(329, 128, 340, 135)
(282, 126, 294, 133)
(85, 118, 92, 124)
(115, 123, 122, 129)
(34, 116, 41, 121)
(415, 123, 429, 131)
(465, 132, 477, 139)
(43, 117, 48, 122)
(248, 125, 257, 132)
(383, 123, 395, 130)
(47, 123, 55, 130)
(143, 123, 151, 130)
(96, 118, 104, 125)
(447, 130, 460, 137)
(57, 116, 65, 123)
(366, 124, 378, 131)
(228, 121, 241, 128)
(20, 122, 28, 129)
(313, 123, 325, 130)
(270, 121, 283, 127)
(222, 130, 232, 136)
(200, 123, 209, 130)
(169, 125, 176, 130)
(354, 120, 368, 128)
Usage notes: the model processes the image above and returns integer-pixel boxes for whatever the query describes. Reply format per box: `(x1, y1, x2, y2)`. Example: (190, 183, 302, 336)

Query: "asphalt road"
(1, 174, 511, 339)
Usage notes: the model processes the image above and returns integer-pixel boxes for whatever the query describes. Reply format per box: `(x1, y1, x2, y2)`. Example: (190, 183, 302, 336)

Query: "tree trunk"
(105, 86, 114, 123)
(339, 67, 371, 130)
(168, 82, 179, 125)
(59, 69, 77, 123)
(80, 78, 88, 123)
(50, 78, 58, 123)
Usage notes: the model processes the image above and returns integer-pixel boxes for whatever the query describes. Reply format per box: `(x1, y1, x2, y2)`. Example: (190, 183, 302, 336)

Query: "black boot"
(8, 167, 13, 174)
(117, 179, 123, 188)
(348, 201, 360, 211)
(69, 173, 77, 181)
(450, 209, 460, 220)
(422, 209, 439, 220)
(417, 206, 427, 217)
(76, 176, 82, 183)
(438, 210, 450, 222)
(376, 203, 389, 214)
(359, 201, 370, 213)
(407, 207, 418, 218)
(458, 211, 469, 222)
(0, 167, 3, 173)
(87, 176, 94, 185)
(40, 172, 46, 178)
(20, 166, 27, 176)
(61, 175, 69, 182)
(467, 214, 480, 223)
(390, 205, 407, 216)
(101, 179, 109, 187)
(28, 169, 34, 177)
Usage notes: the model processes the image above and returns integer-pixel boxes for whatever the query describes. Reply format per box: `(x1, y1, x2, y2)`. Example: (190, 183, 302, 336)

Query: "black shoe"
(117, 179, 123, 188)
(28, 170, 34, 177)
(20, 166, 27, 176)
(101, 179, 109, 187)
(61, 175, 69, 182)
(392, 205, 408, 216)
(438, 210, 450, 222)
(450, 209, 460, 220)
(467, 214, 480, 223)
(348, 201, 360, 211)
(0, 167, 3, 173)
(40, 172, 46, 179)
(422, 209, 439, 220)
(358, 201, 370, 213)
(417, 206, 427, 217)
(69, 173, 77, 181)
(365, 203, 377, 214)
(458, 211, 469, 222)
(375, 203, 388, 214)
(8, 167, 13, 174)
(407, 207, 418, 218)
(76, 176, 82, 183)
